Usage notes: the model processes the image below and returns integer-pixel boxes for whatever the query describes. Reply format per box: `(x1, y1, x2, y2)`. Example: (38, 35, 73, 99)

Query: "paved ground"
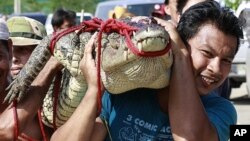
(230, 83, 250, 124)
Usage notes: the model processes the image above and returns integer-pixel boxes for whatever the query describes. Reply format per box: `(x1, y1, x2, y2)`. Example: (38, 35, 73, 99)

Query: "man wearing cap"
(0, 18, 63, 140)
(7, 16, 47, 78)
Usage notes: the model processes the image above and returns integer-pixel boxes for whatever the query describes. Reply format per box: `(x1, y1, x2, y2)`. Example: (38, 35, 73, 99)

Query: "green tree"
(0, 1, 14, 14)
(224, 0, 241, 11)
(0, 0, 99, 15)
(44, 0, 99, 14)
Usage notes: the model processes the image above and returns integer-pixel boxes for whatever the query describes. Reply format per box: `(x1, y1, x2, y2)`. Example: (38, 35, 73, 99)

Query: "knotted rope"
(13, 100, 47, 141)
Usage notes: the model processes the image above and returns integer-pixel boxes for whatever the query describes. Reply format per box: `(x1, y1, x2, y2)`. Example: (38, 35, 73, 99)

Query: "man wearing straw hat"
(0, 17, 63, 140)
(7, 16, 47, 78)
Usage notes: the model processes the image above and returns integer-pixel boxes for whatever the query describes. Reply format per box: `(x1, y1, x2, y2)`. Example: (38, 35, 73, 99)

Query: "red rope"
(13, 100, 19, 141)
(52, 71, 62, 130)
(49, 18, 103, 54)
(37, 109, 47, 141)
(19, 134, 36, 141)
(48, 17, 171, 116)
(13, 100, 47, 141)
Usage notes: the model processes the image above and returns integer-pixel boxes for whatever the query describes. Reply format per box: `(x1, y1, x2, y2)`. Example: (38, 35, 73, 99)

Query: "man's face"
(55, 19, 75, 31)
(0, 41, 10, 93)
(11, 45, 35, 77)
(187, 24, 237, 95)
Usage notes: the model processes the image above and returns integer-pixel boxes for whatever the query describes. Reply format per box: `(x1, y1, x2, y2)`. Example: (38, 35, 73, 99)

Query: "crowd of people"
(0, 0, 243, 141)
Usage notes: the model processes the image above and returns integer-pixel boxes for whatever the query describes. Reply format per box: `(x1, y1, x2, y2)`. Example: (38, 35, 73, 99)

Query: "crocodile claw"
(4, 78, 28, 103)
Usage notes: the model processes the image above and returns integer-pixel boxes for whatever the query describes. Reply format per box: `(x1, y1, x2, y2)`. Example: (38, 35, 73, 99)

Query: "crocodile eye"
(111, 45, 119, 49)
(138, 19, 150, 24)
(150, 17, 157, 24)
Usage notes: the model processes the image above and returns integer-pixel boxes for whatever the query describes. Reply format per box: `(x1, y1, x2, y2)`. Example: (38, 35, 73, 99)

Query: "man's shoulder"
(202, 92, 237, 141)
(201, 91, 237, 122)
(201, 91, 234, 106)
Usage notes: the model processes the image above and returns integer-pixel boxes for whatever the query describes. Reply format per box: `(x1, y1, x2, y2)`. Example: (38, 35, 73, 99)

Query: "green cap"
(7, 16, 47, 46)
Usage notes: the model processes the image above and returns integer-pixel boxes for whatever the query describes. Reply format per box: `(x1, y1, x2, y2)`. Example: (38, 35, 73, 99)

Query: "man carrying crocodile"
(50, 1, 242, 141)
(0, 18, 63, 140)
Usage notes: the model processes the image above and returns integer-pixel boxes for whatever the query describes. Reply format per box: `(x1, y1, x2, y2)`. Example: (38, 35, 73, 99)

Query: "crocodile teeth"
(143, 40, 147, 46)
(138, 42, 142, 52)
(147, 27, 150, 32)
(124, 50, 128, 60)
(162, 39, 166, 44)
(133, 31, 136, 36)
(120, 39, 123, 49)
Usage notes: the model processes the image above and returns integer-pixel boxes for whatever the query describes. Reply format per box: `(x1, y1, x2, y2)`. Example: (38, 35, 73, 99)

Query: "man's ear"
(7, 39, 12, 60)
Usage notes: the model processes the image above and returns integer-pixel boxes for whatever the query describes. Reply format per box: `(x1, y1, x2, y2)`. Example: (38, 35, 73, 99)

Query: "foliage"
(224, 0, 242, 11)
(0, 1, 13, 14)
(0, 0, 99, 15)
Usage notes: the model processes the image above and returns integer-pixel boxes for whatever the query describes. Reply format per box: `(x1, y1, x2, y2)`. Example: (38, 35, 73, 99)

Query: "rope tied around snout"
(48, 17, 171, 124)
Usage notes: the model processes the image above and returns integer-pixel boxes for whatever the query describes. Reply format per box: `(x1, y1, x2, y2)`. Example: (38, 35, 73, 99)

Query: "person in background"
(0, 15, 8, 21)
(7, 16, 47, 78)
(151, 4, 170, 20)
(51, 1, 243, 141)
(108, 6, 135, 19)
(52, 8, 76, 32)
(0, 18, 62, 140)
(67, 9, 77, 25)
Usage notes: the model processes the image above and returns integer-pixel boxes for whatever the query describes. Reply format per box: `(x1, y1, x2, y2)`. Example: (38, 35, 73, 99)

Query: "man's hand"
(46, 56, 63, 73)
(154, 17, 189, 57)
(80, 32, 98, 88)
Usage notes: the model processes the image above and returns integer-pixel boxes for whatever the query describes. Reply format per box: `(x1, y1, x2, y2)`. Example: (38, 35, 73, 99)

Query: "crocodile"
(5, 16, 173, 127)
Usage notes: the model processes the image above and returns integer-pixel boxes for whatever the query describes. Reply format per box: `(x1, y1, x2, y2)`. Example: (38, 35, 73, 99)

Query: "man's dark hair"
(177, 0, 243, 53)
(51, 8, 76, 28)
(164, 0, 169, 5)
(67, 10, 76, 19)
(67, 10, 77, 25)
(0, 40, 9, 52)
(177, 0, 215, 14)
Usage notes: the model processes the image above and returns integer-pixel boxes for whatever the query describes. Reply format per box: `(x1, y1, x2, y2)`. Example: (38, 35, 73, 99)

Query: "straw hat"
(7, 16, 47, 46)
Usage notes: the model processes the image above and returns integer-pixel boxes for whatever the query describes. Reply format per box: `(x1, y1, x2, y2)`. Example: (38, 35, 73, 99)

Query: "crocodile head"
(100, 16, 173, 94)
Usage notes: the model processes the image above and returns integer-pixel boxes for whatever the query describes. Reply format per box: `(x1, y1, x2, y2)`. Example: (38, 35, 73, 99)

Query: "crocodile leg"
(5, 36, 52, 103)
(42, 32, 90, 127)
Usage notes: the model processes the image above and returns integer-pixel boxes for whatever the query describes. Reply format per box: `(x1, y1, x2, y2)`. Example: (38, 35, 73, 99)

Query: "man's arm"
(0, 57, 62, 141)
(51, 33, 107, 141)
(155, 18, 218, 141)
(50, 87, 107, 141)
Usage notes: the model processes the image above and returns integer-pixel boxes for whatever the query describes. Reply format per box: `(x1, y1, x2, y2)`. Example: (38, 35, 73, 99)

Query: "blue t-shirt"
(100, 88, 237, 141)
